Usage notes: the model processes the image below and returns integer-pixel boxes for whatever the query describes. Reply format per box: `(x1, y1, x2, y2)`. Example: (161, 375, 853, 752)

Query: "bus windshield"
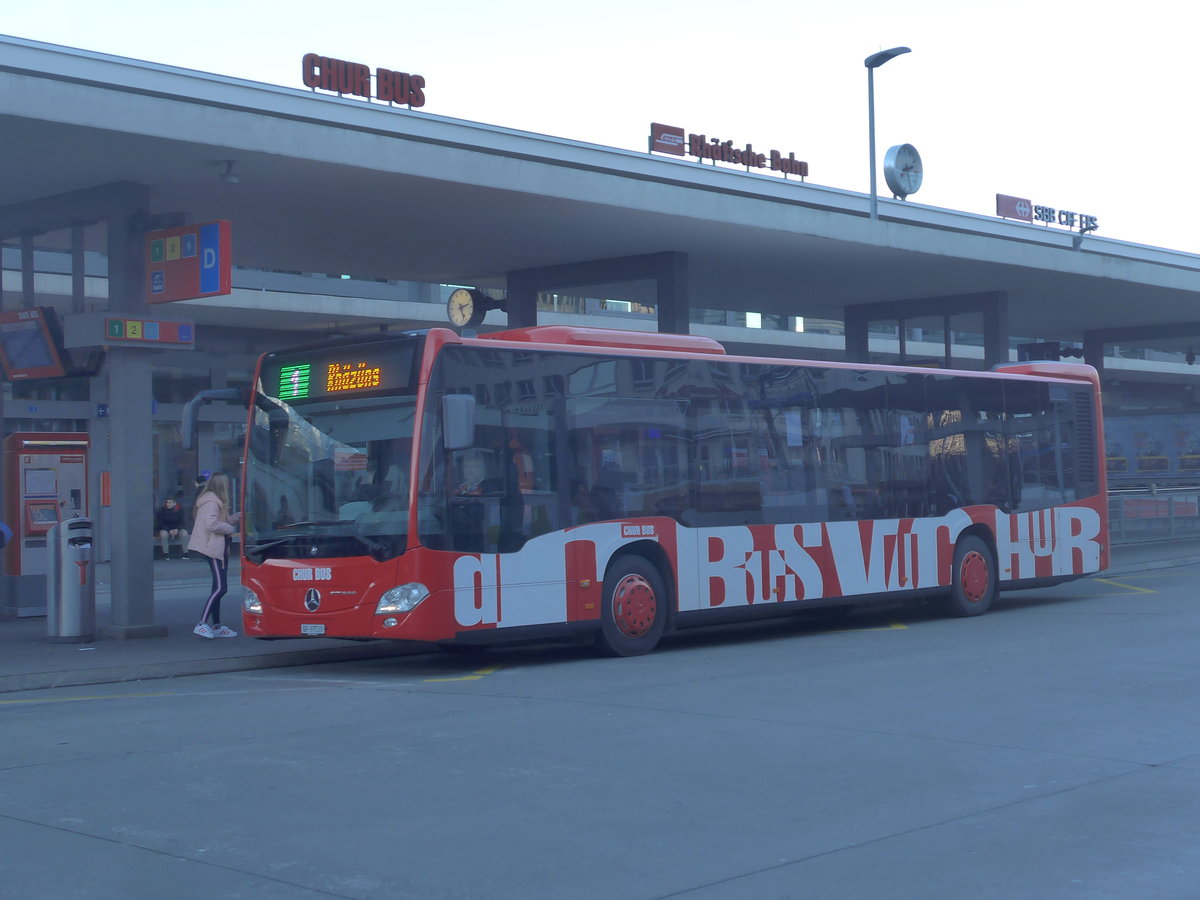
(243, 391, 417, 563)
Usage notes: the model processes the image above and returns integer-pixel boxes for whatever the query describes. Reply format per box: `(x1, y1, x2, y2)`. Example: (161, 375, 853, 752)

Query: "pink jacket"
(187, 492, 237, 559)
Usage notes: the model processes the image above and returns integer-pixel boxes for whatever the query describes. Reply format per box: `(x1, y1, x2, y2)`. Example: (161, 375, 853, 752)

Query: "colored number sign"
(104, 318, 195, 346)
(145, 220, 232, 304)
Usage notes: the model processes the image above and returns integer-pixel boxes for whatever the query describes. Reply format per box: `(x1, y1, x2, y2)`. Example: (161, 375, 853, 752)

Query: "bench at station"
(154, 533, 191, 559)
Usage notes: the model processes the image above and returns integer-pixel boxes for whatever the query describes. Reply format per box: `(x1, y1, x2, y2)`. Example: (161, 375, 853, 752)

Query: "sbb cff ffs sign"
(996, 194, 1098, 232)
(145, 220, 232, 304)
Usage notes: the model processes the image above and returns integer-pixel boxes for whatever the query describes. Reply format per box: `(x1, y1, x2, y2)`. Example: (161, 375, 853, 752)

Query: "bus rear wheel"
(597, 555, 668, 657)
(940, 534, 996, 617)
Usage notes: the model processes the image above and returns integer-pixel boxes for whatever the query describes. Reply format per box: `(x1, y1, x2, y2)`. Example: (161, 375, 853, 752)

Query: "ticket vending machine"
(1, 432, 89, 618)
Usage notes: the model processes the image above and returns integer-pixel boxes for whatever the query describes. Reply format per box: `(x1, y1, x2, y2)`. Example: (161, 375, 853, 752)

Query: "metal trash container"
(47, 517, 95, 643)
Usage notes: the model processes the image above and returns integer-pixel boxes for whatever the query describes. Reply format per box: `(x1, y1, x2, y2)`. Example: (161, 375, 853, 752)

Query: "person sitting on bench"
(155, 496, 190, 559)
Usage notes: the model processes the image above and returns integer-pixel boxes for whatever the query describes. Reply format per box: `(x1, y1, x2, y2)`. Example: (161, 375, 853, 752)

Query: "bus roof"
(442, 325, 1099, 386)
(479, 325, 726, 355)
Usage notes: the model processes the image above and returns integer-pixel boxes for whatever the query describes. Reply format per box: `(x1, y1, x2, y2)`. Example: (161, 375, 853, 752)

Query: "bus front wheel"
(941, 535, 997, 617)
(597, 555, 668, 657)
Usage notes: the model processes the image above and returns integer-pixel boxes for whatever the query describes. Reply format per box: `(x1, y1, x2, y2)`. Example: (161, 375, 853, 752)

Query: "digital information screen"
(0, 309, 68, 380)
(267, 342, 415, 402)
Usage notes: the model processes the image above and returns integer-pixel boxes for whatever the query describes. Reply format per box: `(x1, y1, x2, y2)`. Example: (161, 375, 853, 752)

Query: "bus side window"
(591, 461, 625, 520)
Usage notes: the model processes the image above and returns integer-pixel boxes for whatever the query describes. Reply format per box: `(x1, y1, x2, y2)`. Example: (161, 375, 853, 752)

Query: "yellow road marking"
(1093, 577, 1156, 594)
(424, 664, 503, 683)
(0, 691, 174, 706)
(828, 622, 909, 634)
(1110, 571, 1190, 581)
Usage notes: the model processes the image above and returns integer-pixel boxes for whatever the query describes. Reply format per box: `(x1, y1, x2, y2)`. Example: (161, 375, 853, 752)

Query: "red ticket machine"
(2, 432, 89, 618)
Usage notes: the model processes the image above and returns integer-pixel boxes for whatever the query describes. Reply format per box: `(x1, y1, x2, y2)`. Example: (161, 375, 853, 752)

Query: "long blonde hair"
(196, 472, 231, 514)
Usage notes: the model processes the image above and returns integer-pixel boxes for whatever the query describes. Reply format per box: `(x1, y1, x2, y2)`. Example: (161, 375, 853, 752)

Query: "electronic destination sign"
(265, 342, 416, 402)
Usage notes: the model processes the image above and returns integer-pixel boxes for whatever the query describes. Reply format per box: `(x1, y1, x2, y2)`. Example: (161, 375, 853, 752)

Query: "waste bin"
(47, 517, 95, 643)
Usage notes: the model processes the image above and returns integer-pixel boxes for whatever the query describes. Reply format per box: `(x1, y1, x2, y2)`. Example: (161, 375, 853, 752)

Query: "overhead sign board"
(650, 123, 686, 156)
(649, 122, 809, 178)
(61, 313, 195, 351)
(997, 194, 1098, 233)
(301, 53, 426, 107)
(996, 194, 1032, 221)
(145, 220, 232, 304)
(106, 318, 194, 347)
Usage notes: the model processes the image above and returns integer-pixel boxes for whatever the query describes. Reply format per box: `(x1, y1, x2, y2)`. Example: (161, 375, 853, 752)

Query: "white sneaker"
(212, 624, 238, 638)
(193, 623, 214, 639)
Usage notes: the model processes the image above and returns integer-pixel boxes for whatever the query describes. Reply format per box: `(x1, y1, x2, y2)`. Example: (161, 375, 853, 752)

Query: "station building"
(2, 35, 1199, 631)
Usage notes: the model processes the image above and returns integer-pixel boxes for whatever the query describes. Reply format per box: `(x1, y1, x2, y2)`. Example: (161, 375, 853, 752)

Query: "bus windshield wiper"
(245, 537, 290, 554)
(276, 520, 355, 530)
(350, 533, 388, 556)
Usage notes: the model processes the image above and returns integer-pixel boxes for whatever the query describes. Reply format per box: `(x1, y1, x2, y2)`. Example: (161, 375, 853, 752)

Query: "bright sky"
(5, 0, 1197, 252)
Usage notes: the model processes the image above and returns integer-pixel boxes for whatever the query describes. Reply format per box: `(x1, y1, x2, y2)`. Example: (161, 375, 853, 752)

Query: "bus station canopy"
(1, 35, 1198, 347)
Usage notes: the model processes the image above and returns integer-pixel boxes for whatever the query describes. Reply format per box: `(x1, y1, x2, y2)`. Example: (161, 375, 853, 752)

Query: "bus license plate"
(301, 624, 325, 636)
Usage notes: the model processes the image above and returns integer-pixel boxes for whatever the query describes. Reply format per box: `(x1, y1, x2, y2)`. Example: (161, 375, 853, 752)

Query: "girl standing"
(188, 472, 241, 638)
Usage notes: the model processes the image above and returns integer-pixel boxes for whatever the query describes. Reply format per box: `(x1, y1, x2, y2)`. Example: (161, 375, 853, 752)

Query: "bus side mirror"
(182, 388, 247, 450)
(443, 394, 476, 450)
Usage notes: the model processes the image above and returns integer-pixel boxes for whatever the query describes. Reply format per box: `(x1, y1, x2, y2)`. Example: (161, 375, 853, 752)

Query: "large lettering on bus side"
(995, 511, 1035, 580)
(701, 528, 755, 607)
(697, 515, 975, 607)
(825, 520, 901, 595)
(452, 537, 571, 629)
(699, 526, 821, 607)
(1052, 505, 1102, 575)
(496, 547, 568, 627)
(908, 510, 971, 589)
(825, 511, 970, 597)
(771, 524, 824, 602)
(993, 506, 1101, 579)
(453, 554, 500, 627)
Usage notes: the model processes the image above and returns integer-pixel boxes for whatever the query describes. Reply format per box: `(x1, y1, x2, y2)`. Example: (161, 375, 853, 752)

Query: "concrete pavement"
(0, 555, 422, 694)
(2, 539, 1199, 694)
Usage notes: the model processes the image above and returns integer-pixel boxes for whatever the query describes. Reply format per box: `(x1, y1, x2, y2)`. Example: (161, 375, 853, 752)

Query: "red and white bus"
(238, 325, 1108, 655)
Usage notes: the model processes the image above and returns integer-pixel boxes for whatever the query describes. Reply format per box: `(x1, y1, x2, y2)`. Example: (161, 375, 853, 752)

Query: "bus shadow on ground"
(311, 587, 1111, 680)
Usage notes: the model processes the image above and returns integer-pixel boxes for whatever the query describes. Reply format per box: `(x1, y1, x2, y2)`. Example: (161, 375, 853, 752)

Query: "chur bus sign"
(302, 53, 426, 107)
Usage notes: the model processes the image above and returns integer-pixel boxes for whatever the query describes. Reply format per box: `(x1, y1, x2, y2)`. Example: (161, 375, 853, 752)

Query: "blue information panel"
(199, 222, 221, 295)
(145, 220, 232, 304)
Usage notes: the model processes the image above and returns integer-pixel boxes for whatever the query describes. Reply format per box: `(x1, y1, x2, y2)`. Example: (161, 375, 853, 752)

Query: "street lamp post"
(865, 46, 911, 220)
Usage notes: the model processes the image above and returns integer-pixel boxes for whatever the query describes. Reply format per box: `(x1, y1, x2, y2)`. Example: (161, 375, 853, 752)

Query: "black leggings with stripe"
(198, 545, 229, 626)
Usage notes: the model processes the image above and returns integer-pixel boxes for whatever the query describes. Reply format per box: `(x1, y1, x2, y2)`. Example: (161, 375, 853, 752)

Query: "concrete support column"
(20, 234, 35, 308)
(982, 292, 1010, 369)
(844, 306, 870, 363)
(502, 276, 538, 328)
(71, 224, 86, 313)
(105, 347, 161, 637)
(1083, 332, 1106, 376)
(843, 291, 1009, 369)
(655, 251, 690, 334)
(506, 251, 690, 334)
(104, 192, 164, 638)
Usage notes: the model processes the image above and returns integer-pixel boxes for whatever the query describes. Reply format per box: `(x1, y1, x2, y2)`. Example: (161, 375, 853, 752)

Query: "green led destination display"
(266, 342, 416, 402)
(279, 364, 312, 399)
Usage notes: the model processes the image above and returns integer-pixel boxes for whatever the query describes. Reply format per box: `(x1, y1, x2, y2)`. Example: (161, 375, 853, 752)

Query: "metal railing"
(1108, 487, 1200, 544)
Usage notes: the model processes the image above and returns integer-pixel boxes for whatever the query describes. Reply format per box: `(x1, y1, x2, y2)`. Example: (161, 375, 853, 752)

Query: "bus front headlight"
(243, 588, 263, 614)
(376, 583, 429, 614)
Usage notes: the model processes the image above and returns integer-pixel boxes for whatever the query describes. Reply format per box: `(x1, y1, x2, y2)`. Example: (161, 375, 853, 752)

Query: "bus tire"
(941, 534, 996, 617)
(597, 555, 668, 657)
